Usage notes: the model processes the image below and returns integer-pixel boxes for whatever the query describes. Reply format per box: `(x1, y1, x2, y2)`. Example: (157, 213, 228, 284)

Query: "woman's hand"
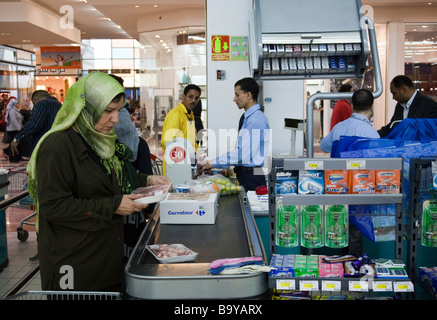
(115, 193, 149, 216)
(148, 175, 172, 187)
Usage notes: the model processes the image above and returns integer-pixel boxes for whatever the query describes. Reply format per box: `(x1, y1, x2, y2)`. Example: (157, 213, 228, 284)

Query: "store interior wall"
(206, 0, 306, 158)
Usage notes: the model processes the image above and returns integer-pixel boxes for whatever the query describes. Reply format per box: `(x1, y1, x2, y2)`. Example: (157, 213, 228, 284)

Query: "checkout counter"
(124, 192, 268, 300)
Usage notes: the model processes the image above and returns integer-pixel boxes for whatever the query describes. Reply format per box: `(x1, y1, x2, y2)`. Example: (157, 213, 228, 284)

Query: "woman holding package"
(27, 72, 171, 292)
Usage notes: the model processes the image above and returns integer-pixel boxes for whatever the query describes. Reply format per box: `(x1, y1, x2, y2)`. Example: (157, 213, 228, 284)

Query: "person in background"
(198, 77, 270, 191)
(161, 84, 201, 175)
(26, 72, 169, 291)
(320, 88, 380, 154)
(193, 99, 204, 146)
(2, 97, 23, 162)
(330, 83, 353, 130)
(110, 74, 157, 260)
(10, 90, 61, 160)
(378, 75, 437, 137)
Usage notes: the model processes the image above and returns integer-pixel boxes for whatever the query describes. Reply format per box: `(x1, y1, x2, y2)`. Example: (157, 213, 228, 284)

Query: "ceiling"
(0, 0, 437, 51)
(0, 0, 205, 50)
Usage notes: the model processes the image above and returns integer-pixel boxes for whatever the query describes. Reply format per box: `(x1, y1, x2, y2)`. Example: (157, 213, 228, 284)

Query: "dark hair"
(235, 77, 259, 101)
(391, 75, 414, 89)
(111, 92, 125, 103)
(109, 74, 124, 86)
(352, 89, 374, 112)
(338, 83, 353, 93)
(184, 84, 201, 95)
(31, 90, 51, 100)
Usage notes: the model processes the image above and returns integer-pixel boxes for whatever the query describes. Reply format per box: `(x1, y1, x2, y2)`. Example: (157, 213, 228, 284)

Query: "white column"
(385, 22, 405, 124)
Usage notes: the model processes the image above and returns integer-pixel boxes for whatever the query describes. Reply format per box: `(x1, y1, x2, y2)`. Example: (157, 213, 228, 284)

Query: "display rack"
(407, 157, 437, 299)
(267, 157, 414, 295)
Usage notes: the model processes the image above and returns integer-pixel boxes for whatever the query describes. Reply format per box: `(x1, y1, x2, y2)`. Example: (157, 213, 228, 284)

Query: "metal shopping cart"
(7, 162, 36, 242)
(3, 290, 122, 300)
(150, 153, 163, 176)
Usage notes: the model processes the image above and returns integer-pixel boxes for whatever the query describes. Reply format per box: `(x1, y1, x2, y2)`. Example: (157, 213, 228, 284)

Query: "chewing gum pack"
(350, 170, 375, 194)
(375, 170, 401, 194)
(324, 170, 349, 194)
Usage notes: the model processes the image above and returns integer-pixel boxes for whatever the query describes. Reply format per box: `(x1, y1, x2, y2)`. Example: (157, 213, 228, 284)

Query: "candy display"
(269, 253, 408, 280)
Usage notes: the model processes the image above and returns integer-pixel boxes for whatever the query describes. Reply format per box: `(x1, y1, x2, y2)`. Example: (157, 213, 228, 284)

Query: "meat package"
(146, 243, 198, 263)
(132, 184, 172, 204)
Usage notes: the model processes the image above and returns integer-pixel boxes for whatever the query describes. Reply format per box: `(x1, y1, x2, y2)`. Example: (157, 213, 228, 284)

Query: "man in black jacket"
(378, 75, 437, 137)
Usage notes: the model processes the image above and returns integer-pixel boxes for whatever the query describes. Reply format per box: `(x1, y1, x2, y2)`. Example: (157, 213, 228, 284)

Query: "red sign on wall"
(211, 35, 230, 61)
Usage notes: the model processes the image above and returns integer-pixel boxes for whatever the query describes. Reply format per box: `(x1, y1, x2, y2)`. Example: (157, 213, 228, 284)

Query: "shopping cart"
(3, 290, 122, 300)
(6, 162, 36, 242)
(150, 153, 163, 176)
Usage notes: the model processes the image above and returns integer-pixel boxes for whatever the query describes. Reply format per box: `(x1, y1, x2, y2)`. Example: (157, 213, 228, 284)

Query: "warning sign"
(211, 35, 230, 61)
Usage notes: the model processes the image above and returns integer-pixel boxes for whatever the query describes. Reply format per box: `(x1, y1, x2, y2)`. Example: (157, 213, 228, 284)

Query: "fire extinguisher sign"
(211, 35, 230, 61)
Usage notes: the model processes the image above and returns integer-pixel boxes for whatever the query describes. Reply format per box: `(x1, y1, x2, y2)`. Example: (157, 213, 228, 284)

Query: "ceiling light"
(22, 40, 31, 43)
(155, 35, 160, 38)
(153, 5, 158, 8)
(134, 5, 140, 8)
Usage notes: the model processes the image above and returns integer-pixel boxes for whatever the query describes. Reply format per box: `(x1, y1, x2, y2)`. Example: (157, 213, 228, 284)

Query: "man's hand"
(10, 141, 19, 156)
(197, 158, 213, 174)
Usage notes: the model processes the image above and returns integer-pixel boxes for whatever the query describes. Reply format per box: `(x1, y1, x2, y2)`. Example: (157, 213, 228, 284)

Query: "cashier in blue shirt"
(320, 88, 380, 154)
(199, 77, 270, 191)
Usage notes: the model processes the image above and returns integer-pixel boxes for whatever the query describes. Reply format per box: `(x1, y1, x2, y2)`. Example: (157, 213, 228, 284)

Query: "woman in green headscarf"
(27, 72, 170, 292)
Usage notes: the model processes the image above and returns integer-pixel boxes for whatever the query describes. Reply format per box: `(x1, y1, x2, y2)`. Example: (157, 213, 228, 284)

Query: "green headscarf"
(27, 72, 125, 215)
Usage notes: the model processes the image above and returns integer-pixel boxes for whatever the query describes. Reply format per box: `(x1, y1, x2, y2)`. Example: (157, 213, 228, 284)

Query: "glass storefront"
(405, 23, 437, 100)
(0, 45, 36, 108)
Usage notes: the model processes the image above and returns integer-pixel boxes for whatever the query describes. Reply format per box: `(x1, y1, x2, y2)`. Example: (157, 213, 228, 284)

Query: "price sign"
(346, 160, 366, 170)
(393, 281, 414, 292)
(276, 279, 296, 290)
(304, 160, 324, 170)
(321, 280, 341, 292)
(372, 281, 393, 292)
(169, 146, 186, 163)
(349, 280, 369, 292)
(299, 280, 319, 291)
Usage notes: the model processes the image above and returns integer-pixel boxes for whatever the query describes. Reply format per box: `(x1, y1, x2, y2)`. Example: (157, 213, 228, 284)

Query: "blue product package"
(298, 170, 324, 194)
(275, 170, 298, 194)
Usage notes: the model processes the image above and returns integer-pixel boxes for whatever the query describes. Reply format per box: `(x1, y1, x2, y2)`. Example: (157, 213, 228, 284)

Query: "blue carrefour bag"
(385, 118, 437, 146)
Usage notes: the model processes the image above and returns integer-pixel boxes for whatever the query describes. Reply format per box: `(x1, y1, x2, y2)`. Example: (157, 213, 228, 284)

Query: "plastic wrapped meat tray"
(133, 184, 171, 204)
(146, 244, 198, 263)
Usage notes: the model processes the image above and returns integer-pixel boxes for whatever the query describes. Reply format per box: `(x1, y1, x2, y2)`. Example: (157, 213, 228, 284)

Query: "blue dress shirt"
(213, 104, 270, 168)
(320, 113, 380, 153)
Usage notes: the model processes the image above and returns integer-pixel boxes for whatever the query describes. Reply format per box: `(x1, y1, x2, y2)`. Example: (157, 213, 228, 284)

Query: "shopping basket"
(3, 290, 122, 300)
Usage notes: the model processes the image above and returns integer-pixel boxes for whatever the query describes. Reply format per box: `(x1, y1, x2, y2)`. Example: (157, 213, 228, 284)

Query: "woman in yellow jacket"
(161, 84, 201, 174)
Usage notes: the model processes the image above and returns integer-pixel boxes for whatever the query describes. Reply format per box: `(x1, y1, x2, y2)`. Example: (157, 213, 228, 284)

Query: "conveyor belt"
(124, 193, 268, 299)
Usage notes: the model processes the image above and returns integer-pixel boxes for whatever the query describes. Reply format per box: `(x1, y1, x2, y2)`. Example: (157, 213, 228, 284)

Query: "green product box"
(422, 200, 437, 247)
(301, 205, 324, 248)
(276, 199, 299, 248)
(325, 205, 349, 248)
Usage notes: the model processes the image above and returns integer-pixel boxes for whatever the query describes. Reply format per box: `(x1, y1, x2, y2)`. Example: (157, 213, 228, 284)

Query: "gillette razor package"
(275, 170, 298, 194)
(298, 170, 324, 194)
(325, 170, 349, 194)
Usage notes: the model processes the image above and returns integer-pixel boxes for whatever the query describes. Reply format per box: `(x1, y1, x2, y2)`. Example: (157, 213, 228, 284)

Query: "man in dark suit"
(378, 75, 437, 137)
